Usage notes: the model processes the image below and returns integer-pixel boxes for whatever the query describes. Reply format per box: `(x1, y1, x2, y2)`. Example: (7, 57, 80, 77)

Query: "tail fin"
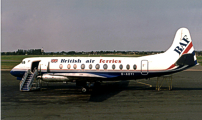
(166, 28, 197, 66)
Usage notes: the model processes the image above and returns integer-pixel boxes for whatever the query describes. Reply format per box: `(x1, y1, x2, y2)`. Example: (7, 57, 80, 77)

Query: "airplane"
(10, 28, 198, 92)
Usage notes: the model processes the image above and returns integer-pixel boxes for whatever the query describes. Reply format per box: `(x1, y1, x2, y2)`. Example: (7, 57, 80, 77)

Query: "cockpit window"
(21, 61, 25, 64)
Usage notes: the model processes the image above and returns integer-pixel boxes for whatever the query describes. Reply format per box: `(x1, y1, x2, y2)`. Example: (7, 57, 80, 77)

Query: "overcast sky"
(2, 0, 202, 52)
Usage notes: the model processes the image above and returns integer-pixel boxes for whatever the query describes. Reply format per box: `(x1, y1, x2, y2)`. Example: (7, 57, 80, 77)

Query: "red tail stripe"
(166, 64, 175, 70)
(182, 42, 193, 55)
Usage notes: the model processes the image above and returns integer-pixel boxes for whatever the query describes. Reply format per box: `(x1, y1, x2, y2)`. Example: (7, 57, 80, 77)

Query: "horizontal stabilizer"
(175, 53, 195, 66)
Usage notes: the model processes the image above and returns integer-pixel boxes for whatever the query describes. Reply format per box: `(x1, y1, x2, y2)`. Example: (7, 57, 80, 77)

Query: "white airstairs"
(20, 68, 40, 91)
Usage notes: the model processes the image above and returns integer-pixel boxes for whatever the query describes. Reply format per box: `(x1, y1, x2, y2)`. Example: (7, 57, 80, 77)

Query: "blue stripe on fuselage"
(10, 70, 26, 78)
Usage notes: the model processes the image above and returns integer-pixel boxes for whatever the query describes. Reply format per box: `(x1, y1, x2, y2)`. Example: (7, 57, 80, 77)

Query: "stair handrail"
(20, 69, 30, 90)
(27, 68, 38, 90)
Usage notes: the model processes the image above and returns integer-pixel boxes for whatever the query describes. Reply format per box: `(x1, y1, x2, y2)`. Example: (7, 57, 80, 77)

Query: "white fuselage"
(10, 28, 197, 82)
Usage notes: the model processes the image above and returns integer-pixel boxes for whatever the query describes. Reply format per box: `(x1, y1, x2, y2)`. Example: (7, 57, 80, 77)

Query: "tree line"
(1, 49, 202, 56)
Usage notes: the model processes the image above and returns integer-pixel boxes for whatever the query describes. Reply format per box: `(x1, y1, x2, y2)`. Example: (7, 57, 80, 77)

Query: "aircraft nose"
(10, 69, 15, 76)
(10, 68, 18, 77)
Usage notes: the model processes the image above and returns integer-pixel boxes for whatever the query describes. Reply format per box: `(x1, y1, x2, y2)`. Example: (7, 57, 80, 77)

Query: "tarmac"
(1, 66, 202, 120)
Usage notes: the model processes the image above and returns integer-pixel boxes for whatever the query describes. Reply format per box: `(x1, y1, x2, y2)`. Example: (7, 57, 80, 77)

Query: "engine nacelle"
(40, 74, 69, 82)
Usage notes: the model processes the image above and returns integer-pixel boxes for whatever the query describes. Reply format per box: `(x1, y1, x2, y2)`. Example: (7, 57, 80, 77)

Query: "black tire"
(81, 87, 88, 93)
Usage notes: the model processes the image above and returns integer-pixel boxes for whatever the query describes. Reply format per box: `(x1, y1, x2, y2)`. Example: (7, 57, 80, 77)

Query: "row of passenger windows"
(59, 64, 137, 70)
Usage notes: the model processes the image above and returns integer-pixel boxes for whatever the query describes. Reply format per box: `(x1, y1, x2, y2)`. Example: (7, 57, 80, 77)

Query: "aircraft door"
(31, 61, 40, 72)
(141, 60, 148, 75)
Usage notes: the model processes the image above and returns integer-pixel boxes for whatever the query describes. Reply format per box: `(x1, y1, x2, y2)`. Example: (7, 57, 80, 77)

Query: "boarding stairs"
(20, 68, 39, 91)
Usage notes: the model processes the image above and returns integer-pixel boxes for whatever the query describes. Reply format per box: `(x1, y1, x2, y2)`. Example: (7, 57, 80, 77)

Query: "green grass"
(197, 56, 202, 65)
(1, 55, 201, 69)
(1, 61, 20, 69)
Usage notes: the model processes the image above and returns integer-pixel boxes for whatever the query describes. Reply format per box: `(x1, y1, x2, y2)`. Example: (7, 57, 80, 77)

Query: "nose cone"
(10, 68, 25, 78)
(10, 68, 19, 77)
(10, 69, 15, 76)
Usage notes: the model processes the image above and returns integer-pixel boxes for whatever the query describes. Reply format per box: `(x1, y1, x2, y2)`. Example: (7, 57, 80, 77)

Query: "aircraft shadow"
(36, 81, 202, 103)
(88, 81, 130, 102)
(39, 81, 155, 102)
(172, 87, 202, 90)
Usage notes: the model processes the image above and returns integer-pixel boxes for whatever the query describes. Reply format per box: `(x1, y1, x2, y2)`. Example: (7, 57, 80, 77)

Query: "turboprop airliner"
(10, 28, 198, 92)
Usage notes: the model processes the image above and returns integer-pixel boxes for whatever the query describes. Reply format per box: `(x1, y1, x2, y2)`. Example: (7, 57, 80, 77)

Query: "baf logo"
(51, 59, 58, 63)
(174, 35, 190, 55)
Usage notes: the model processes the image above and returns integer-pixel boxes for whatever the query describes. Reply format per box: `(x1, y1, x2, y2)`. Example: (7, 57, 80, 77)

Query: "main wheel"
(81, 87, 88, 93)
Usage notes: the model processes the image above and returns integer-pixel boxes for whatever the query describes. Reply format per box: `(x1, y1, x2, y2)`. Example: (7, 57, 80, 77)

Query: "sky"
(2, 0, 202, 52)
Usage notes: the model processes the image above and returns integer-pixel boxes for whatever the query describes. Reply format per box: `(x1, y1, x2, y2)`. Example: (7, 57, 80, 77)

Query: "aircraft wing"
(41, 73, 119, 82)
(53, 73, 107, 78)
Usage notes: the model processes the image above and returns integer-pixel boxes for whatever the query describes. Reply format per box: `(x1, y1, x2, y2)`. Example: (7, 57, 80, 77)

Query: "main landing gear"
(81, 87, 88, 93)
(76, 81, 101, 93)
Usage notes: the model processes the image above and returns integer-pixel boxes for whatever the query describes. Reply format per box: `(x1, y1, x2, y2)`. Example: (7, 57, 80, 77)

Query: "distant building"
(41, 47, 44, 53)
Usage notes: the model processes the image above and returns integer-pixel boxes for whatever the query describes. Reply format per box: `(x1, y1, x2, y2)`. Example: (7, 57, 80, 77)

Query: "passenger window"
(126, 64, 130, 70)
(73, 64, 77, 69)
(89, 64, 92, 69)
(103, 64, 108, 70)
(67, 64, 71, 69)
(95, 64, 100, 70)
(81, 64, 85, 69)
(59, 64, 63, 69)
(112, 64, 116, 70)
(133, 64, 137, 70)
(119, 64, 123, 70)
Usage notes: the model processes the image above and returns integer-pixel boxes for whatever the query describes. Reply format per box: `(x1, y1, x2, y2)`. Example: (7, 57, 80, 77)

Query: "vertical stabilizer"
(165, 28, 197, 65)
